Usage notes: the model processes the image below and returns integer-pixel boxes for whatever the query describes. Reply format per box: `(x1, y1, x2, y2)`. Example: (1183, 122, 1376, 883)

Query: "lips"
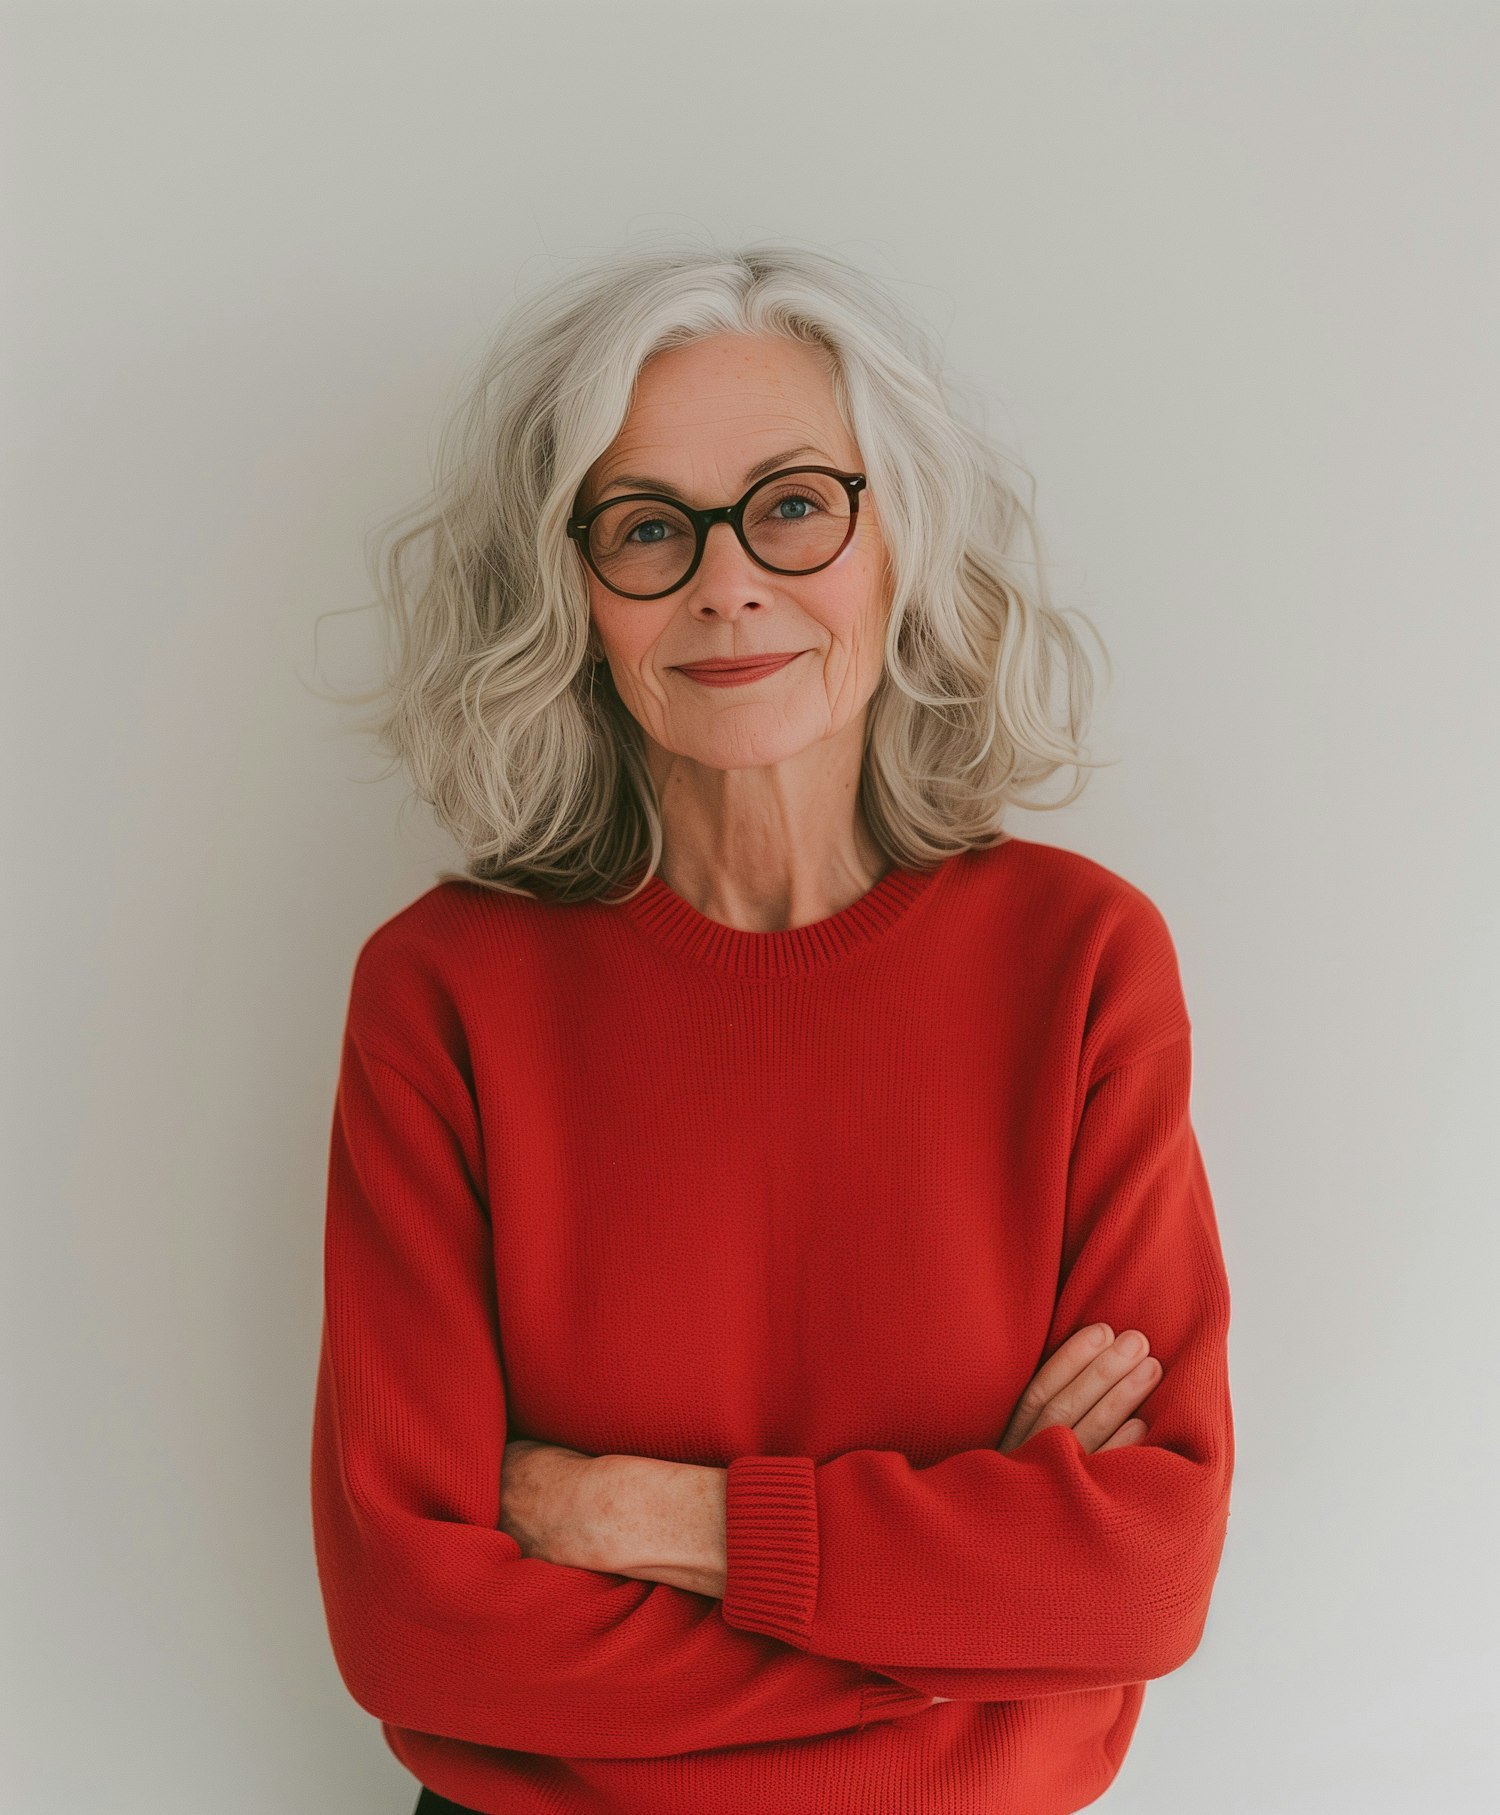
(674, 653, 803, 678)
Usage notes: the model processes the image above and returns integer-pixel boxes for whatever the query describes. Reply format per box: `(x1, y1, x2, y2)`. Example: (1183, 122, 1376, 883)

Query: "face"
(576, 332, 892, 774)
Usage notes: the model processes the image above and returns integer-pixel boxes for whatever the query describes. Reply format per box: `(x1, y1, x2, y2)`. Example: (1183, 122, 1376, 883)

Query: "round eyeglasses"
(567, 465, 867, 600)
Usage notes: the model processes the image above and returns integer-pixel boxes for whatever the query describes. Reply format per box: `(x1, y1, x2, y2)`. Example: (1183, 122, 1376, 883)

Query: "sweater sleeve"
(719, 1022, 1234, 1700)
(310, 960, 933, 1759)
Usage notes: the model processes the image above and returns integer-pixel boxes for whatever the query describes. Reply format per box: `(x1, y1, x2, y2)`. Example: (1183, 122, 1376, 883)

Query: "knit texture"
(310, 835, 1234, 1814)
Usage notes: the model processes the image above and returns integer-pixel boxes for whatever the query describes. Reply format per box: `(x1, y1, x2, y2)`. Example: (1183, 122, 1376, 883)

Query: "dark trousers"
(413, 1790, 486, 1814)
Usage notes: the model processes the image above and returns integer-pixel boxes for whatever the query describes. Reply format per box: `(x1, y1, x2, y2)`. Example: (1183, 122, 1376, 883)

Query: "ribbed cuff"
(719, 1454, 820, 1646)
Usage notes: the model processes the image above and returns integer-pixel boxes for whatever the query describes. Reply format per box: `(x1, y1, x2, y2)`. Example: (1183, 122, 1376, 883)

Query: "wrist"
(603, 1455, 728, 1593)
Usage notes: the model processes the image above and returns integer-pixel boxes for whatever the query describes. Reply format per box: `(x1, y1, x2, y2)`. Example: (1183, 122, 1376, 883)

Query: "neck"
(641, 714, 889, 933)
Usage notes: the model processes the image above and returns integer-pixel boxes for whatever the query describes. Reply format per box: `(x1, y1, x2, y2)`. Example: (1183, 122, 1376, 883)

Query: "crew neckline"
(615, 850, 963, 979)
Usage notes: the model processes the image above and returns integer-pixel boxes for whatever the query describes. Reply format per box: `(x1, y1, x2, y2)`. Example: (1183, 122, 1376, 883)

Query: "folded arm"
(310, 977, 932, 1761)
(718, 1031, 1235, 1702)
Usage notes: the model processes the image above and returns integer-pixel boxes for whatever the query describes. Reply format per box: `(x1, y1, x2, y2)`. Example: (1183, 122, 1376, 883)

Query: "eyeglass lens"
(585, 470, 852, 595)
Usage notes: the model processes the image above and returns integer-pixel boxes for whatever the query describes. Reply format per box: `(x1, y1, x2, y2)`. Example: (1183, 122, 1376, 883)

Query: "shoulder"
(352, 875, 560, 985)
(341, 877, 557, 1107)
(962, 836, 1191, 1072)
(961, 834, 1176, 949)
(349, 881, 471, 1013)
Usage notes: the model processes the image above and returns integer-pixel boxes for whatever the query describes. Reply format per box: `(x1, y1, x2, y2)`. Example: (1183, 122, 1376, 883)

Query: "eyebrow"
(594, 444, 829, 501)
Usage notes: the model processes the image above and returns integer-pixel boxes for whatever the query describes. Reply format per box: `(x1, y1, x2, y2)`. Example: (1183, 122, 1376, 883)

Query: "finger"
(1096, 1417, 1148, 1452)
(1023, 1330, 1154, 1444)
(1000, 1323, 1114, 1451)
(1070, 1358, 1162, 1452)
(1001, 1324, 1114, 1449)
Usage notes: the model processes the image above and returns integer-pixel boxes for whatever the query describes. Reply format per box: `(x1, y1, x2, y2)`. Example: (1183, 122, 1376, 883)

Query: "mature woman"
(310, 241, 1234, 1815)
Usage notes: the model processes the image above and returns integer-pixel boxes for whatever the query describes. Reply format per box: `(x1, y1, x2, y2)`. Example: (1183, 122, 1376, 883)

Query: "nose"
(687, 516, 766, 604)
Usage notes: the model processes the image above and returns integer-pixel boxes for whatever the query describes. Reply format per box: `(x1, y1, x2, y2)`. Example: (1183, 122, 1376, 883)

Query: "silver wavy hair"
(333, 235, 1111, 902)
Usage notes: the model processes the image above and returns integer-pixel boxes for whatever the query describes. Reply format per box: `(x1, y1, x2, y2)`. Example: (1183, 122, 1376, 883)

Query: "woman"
(310, 241, 1234, 1815)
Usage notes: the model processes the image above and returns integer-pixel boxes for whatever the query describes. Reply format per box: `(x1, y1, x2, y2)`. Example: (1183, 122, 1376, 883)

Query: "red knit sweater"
(310, 834, 1234, 1814)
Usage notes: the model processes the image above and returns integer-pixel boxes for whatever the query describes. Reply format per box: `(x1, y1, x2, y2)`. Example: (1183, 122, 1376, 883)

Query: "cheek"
(814, 563, 890, 649)
(590, 595, 660, 668)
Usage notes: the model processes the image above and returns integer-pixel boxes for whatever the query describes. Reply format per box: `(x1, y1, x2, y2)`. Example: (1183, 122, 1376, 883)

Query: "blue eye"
(624, 516, 679, 544)
(771, 491, 822, 519)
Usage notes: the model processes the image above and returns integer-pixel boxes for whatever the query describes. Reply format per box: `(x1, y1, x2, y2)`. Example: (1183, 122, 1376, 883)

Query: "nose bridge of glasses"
(697, 502, 764, 576)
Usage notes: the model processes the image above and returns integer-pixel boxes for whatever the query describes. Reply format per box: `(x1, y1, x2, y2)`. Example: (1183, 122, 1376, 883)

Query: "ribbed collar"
(615, 852, 959, 979)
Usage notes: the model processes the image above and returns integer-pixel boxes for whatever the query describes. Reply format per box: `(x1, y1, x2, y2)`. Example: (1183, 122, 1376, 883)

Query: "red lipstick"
(673, 652, 805, 687)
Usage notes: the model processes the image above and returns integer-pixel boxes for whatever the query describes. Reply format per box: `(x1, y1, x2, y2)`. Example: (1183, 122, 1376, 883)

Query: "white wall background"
(4, 3, 1497, 1811)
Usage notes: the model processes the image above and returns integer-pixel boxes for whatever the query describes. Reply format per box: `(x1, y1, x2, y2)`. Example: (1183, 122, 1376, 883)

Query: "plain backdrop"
(3, 3, 1497, 1811)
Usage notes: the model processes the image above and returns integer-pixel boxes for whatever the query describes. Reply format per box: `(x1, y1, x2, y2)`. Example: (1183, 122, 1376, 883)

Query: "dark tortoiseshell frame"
(567, 465, 867, 600)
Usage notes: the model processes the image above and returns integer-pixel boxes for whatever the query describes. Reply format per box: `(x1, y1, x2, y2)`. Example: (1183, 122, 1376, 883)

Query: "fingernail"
(1116, 1331, 1146, 1359)
(1089, 1323, 1112, 1345)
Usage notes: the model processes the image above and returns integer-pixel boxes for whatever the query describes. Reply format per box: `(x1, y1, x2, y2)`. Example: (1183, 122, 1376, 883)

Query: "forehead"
(586, 333, 855, 497)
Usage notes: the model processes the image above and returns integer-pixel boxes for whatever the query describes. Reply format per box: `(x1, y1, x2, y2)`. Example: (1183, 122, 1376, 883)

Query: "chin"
(669, 721, 829, 771)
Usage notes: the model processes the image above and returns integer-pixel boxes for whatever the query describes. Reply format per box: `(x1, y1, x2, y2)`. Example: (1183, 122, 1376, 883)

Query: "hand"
(501, 1440, 728, 1599)
(999, 1323, 1161, 1454)
(499, 1437, 603, 1563)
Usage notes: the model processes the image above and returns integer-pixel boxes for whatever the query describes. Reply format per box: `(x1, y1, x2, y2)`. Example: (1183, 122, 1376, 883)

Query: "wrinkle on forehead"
(584, 335, 857, 507)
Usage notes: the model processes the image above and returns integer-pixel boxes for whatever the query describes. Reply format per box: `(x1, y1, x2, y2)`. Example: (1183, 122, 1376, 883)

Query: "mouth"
(673, 652, 807, 685)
